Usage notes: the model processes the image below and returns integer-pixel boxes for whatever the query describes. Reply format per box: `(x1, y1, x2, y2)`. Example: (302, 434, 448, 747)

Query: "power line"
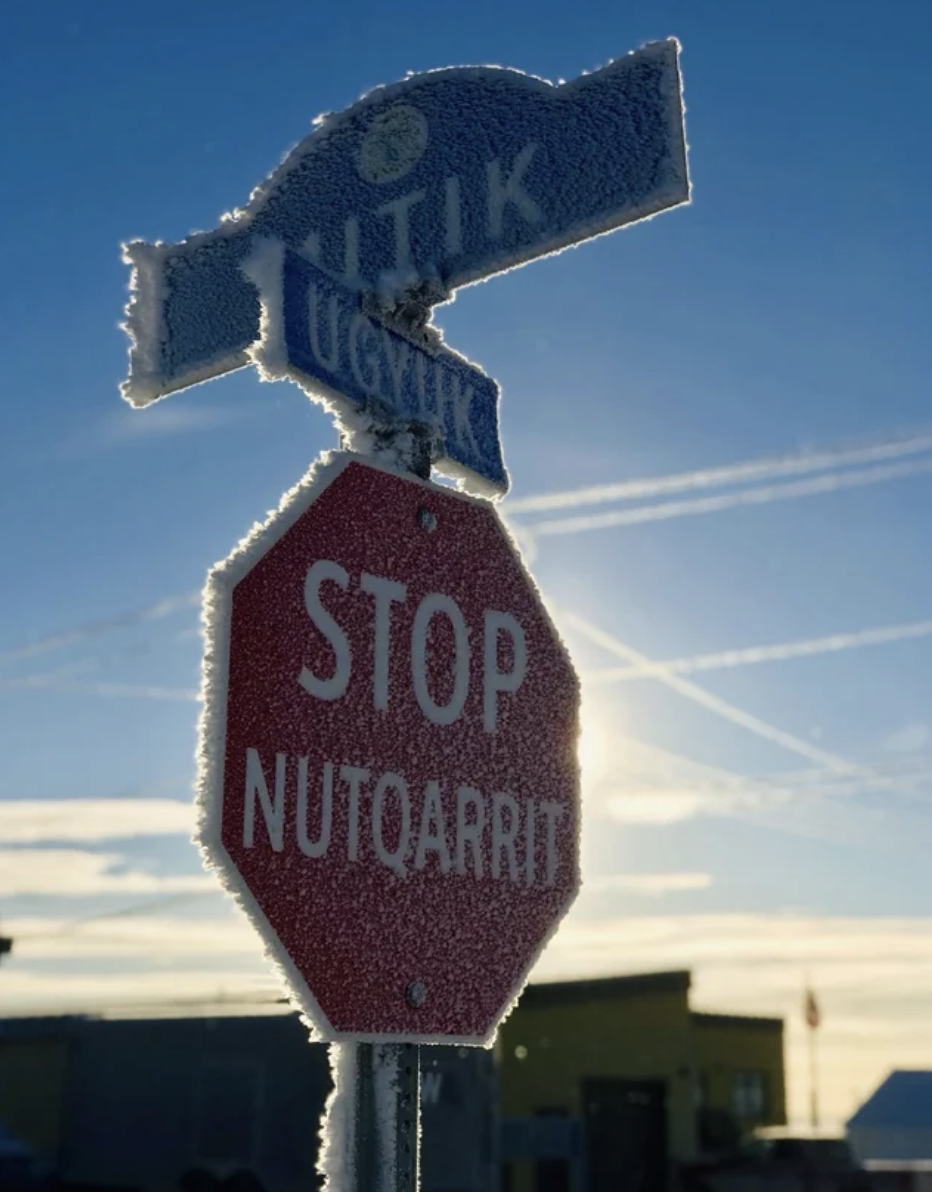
(0, 591, 199, 669)
(12, 891, 220, 942)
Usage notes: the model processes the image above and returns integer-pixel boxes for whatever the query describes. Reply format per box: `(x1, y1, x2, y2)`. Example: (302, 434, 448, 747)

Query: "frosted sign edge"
(194, 451, 580, 1044)
(120, 38, 688, 408)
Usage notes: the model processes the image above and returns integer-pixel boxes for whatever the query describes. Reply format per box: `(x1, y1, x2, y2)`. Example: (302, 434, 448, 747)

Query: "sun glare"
(577, 717, 617, 784)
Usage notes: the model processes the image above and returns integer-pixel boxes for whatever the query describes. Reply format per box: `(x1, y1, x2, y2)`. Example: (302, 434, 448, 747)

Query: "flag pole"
(804, 980, 820, 1132)
(808, 1014, 819, 1130)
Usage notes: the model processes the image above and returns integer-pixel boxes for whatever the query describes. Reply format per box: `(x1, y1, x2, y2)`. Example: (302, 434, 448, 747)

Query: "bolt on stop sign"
(197, 454, 580, 1043)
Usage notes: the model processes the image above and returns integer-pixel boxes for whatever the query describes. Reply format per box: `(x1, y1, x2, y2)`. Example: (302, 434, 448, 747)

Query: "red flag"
(805, 988, 820, 1029)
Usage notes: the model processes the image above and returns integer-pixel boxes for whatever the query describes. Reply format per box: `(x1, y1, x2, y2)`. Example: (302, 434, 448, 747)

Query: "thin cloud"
(506, 430, 932, 514)
(58, 402, 255, 457)
(529, 455, 932, 537)
(584, 872, 713, 896)
(883, 721, 931, 754)
(0, 849, 212, 896)
(9, 914, 251, 959)
(0, 799, 194, 844)
(0, 592, 198, 668)
(585, 733, 932, 857)
(108, 403, 244, 440)
(602, 763, 932, 826)
(583, 617, 932, 684)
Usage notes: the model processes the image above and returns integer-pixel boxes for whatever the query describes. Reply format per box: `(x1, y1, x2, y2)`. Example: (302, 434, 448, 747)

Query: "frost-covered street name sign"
(121, 38, 688, 495)
(248, 245, 507, 493)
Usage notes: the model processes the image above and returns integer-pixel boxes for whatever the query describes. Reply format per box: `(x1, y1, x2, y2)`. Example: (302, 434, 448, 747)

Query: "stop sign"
(197, 454, 580, 1043)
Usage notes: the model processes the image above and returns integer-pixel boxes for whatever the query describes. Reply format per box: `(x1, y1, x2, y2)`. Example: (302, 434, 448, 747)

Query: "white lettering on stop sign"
(298, 559, 527, 732)
(198, 455, 581, 1043)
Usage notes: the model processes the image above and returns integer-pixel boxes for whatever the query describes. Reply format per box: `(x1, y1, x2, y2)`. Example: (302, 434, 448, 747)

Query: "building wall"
(61, 1016, 326, 1192)
(499, 976, 698, 1165)
(692, 1013, 786, 1130)
(850, 1127, 932, 1163)
(0, 1033, 70, 1159)
(0, 1014, 495, 1192)
(498, 975, 788, 1192)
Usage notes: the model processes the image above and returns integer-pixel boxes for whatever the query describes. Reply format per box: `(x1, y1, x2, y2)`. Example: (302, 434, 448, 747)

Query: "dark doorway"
(534, 1108, 571, 1192)
(582, 1078, 668, 1192)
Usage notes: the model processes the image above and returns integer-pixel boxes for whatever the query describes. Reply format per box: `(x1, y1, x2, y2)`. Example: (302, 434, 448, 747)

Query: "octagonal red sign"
(196, 453, 580, 1043)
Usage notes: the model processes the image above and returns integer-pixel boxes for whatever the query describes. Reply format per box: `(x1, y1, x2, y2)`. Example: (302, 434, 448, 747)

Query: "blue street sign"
(254, 246, 506, 493)
(122, 39, 688, 427)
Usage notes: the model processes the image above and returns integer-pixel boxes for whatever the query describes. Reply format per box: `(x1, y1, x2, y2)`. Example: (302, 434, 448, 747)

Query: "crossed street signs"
(121, 39, 688, 494)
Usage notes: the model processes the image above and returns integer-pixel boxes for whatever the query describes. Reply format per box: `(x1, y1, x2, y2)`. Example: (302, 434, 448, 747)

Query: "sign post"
(354, 1043, 420, 1191)
(118, 37, 688, 1191)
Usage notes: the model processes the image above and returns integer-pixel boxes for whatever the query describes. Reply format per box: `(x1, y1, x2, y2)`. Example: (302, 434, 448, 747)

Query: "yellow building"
(498, 970, 785, 1192)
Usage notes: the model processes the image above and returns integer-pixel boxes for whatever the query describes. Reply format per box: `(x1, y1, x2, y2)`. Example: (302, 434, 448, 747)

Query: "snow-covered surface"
(317, 1043, 356, 1191)
(194, 450, 580, 1045)
(121, 39, 688, 406)
(246, 240, 508, 496)
(317, 1043, 420, 1192)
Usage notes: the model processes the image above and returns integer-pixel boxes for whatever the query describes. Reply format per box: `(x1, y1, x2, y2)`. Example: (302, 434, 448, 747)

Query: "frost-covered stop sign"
(197, 454, 580, 1043)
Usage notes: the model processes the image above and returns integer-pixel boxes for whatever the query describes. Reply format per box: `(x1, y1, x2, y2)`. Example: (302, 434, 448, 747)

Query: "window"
(732, 1071, 768, 1120)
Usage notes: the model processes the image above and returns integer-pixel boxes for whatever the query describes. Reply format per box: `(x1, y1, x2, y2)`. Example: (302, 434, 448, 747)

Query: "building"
(0, 1013, 496, 1192)
(497, 970, 786, 1192)
(0, 970, 785, 1192)
(848, 1071, 932, 1164)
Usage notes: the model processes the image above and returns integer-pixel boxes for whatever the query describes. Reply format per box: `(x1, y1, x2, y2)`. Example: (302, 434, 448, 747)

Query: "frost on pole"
(120, 38, 689, 495)
(196, 453, 581, 1044)
(243, 240, 508, 496)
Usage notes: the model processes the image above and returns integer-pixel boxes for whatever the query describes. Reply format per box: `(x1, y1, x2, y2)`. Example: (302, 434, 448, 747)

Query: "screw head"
(417, 508, 438, 533)
(405, 981, 427, 1008)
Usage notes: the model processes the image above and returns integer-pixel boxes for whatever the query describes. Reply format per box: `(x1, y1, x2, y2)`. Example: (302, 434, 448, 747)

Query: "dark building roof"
(0, 1015, 89, 1038)
(518, 970, 691, 1009)
(692, 1011, 784, 1033)
(848, 1071, 932, 1130)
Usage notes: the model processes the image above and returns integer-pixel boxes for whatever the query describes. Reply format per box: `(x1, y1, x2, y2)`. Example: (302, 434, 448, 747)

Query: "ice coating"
(244, 239, 508, 497)
(121, 40, 688, 408)
(317, 1043, 356, 1190)
(195, 452, 581, 1044)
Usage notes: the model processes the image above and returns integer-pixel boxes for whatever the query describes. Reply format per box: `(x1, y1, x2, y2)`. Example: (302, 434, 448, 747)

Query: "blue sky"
(2, 0, 932, 1125)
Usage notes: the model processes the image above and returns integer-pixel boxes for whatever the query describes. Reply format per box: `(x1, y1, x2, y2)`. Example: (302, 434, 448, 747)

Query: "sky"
(1, 0, 932, 1132)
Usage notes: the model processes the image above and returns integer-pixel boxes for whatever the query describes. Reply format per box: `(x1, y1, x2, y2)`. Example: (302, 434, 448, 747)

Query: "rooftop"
(519, 970, 691, 1008)
(693, 1011, 784, 1032)
(848, 1071, 932, 1130)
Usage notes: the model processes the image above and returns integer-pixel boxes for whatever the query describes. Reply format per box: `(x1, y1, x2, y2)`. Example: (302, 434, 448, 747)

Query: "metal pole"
(351, 1043, 421, 1192)
(320, 418, 430, 1191)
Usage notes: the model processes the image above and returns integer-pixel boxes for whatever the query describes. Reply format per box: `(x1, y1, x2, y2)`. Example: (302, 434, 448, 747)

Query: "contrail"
(554, 604, 865, 774)
(0, 591, 199, 668)
(0, 673, 199, 701)
(584, 617, 932, 684)
(529, 455, 932, 537)
(506, 430, 932, 515)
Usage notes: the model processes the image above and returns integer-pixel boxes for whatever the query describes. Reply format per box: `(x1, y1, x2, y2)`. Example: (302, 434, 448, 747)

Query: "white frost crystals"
(194, 450, 580, 1045)
(243, 237, 509, 499)
(119, 39, 687, 438)
(195, 452, 353, 1040)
